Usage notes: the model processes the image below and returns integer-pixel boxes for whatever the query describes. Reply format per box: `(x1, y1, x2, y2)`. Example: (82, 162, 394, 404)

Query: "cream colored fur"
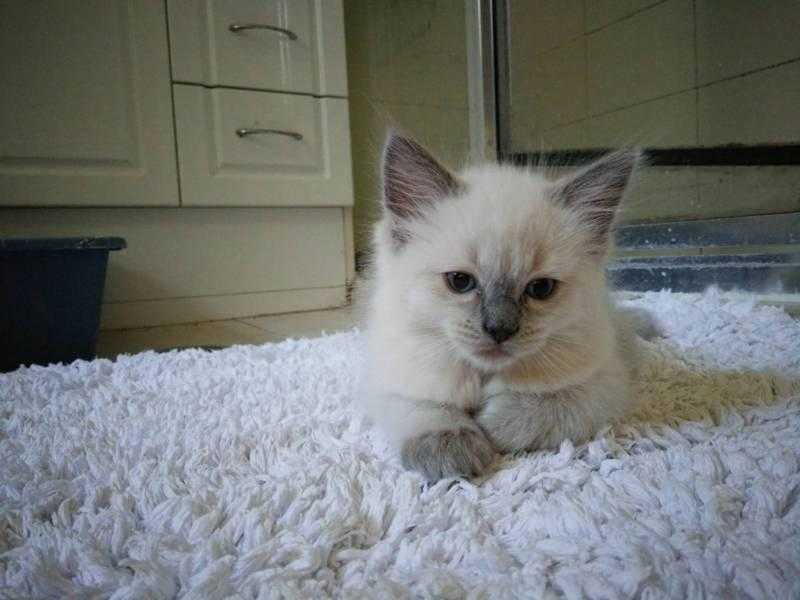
(360, 136, 646, 478)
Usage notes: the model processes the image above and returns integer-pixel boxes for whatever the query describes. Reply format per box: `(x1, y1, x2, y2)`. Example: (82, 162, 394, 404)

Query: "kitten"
(360, 133, 652, 481)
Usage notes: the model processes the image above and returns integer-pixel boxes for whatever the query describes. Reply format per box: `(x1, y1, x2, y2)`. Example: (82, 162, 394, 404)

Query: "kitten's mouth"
(468, 343, 519, 371)
(474, 344, 511, 360)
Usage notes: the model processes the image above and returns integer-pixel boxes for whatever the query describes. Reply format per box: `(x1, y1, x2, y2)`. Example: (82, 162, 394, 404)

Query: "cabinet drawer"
(0, 1, 178, 207)
(174, 85, 353, 207)
(167, 0, 347, 96)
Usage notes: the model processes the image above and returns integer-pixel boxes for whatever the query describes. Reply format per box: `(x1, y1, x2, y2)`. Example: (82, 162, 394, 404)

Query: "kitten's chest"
(445, 365, 484, 411)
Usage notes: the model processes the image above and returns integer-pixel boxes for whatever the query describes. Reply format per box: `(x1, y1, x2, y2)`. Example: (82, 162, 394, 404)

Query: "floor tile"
(240, 306, 356, 340)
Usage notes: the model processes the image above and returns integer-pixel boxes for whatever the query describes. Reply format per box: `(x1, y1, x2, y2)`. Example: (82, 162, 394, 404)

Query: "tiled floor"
(96, 306, 356, 359)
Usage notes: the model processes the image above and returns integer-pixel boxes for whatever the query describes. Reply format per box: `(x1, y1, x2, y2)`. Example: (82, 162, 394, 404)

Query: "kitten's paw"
(400, 428, 494, 481)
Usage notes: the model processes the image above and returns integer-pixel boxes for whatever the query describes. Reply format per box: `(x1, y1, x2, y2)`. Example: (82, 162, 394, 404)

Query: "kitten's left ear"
(554, 148, 641, 250)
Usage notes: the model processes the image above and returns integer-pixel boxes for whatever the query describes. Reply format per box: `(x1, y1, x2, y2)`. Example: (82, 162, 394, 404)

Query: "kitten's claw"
(400, 428, 494, 481)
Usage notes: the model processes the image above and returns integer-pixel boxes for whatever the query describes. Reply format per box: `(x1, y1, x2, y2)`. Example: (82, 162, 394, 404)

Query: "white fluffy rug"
(2, 291, 800, 599)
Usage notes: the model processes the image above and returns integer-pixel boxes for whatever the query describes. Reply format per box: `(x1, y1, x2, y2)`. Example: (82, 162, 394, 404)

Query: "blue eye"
(445, 272, 476, 293)
(525, 278, 557, 299)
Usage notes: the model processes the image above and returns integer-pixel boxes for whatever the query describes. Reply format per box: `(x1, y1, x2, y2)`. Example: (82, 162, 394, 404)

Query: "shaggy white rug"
(1, 291, 799, 599)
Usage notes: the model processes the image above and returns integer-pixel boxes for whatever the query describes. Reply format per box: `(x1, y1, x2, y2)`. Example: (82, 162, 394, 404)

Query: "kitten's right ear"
(554, 148, 640, 251)
(381, 134, 459, 233)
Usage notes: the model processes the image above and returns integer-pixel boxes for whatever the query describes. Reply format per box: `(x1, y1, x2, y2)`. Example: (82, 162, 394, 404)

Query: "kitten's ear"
(554, 149, 640, 249)
(381, 133, 459, 224)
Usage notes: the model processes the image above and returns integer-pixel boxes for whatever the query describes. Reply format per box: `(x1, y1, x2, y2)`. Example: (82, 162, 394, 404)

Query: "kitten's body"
(360, 135, 651, 481)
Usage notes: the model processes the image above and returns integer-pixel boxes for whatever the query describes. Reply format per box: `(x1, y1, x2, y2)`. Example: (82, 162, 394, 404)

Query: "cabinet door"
(168, 0, 347, 97)
(0, 1, 179, 207)
(173, 85, 353, 207)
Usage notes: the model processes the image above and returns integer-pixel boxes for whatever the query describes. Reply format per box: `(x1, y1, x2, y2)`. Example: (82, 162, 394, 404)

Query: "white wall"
(507, 0, 800, 224)
(343, 0, 471, 254)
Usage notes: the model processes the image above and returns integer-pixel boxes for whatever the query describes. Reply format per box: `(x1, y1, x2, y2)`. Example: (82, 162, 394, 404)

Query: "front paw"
(400, 428, 494, 481)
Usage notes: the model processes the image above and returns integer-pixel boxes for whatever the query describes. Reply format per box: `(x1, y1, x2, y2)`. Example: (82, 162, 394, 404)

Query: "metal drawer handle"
(228, 23, 298, 40)
(236, 128, 303, 141)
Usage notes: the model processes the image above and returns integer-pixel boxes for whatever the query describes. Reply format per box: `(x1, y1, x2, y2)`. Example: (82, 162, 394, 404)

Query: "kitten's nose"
(481, 294, 520, 344)
(483, 321, 519, 344)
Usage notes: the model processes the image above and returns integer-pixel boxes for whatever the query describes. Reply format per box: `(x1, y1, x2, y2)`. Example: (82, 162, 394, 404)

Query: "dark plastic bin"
(0, 237, 126, 372)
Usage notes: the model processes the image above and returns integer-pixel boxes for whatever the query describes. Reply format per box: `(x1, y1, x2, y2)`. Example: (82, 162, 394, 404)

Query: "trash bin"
(0, 237, 126, 372)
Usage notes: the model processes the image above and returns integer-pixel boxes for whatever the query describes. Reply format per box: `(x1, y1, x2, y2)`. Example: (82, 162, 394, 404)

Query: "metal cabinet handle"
(236, 128, 303, 141)
(228, 23, 298, 40)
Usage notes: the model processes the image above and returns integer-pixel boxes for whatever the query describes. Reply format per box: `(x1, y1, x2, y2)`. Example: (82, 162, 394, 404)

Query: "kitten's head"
(374, 133, 639, 372)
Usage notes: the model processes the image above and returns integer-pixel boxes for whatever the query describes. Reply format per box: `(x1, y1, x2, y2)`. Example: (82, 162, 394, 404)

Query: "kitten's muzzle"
(481, 294, 520, 344)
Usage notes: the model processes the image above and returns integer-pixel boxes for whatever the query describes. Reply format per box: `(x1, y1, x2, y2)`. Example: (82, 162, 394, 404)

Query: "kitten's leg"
(477, 360, 633, 453)
(475, 385, 594, 452)
(373, 395, 495, 481)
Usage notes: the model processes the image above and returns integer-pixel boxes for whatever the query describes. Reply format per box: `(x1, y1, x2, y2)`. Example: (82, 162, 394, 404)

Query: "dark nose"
(481, 294, 520, 344)
(482, 320, 519, 344)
